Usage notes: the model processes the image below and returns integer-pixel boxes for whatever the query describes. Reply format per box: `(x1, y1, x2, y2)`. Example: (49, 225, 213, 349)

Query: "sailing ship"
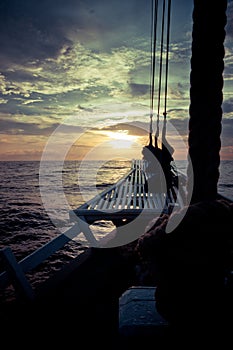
(0, 0, 232, 348)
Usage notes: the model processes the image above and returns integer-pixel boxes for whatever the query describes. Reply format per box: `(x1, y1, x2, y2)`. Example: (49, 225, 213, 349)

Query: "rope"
(157, 0, 166, 122)
(187, 0, 227, 203)
(148, 0, 172, 146)
(163, 0, 171, 119)
(149, 0, 158, 145)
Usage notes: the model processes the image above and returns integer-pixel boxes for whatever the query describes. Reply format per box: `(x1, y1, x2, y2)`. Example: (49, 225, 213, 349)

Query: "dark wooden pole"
(187, 0, 227, 204)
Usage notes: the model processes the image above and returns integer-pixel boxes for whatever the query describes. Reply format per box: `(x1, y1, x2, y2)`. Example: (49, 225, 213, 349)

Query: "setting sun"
(106, 130, 139, 149)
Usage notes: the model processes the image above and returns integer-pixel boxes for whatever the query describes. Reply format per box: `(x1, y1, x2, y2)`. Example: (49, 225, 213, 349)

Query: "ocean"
(0, 159, 232, 303)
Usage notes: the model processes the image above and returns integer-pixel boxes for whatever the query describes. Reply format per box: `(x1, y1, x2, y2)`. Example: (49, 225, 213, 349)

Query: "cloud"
(0, 0, 153, 119)
(0, 0, 232, 160)
(221, 118, 233, 145)
(169, 117, 189, 136)
(170, 42, 192, 64)
(0, 0, 151, 66)
(129, 83, 149, 96)
(0, 98, 8, 104)
(95, 118, 190, 147)
(21, 99, 43, 105)
(0, 43, 149, 103)
(223, 98, 233, 115)
(0, 1, 72, 64)
(169, 83, 188, 100)
(0, 117, 84, 136)
(98, 122, 148, 137)
(226, 1, 233, 38)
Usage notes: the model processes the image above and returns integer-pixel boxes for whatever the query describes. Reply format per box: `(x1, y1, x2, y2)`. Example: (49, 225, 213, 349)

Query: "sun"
(106, 130, 138, 149)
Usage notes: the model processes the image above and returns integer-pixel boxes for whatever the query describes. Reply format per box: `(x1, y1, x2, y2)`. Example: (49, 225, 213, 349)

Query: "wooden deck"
(71, 159, 186, 226)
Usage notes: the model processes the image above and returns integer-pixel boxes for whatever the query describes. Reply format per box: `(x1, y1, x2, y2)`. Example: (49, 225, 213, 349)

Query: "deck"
(71, 159, 186, 226)
(68, 158, 187, 248)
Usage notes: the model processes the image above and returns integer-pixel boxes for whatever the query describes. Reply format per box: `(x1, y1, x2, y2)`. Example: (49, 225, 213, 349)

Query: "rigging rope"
(149, 0, 158, 146)
(157, 0, 166, 128)
(149, 0, 172, 146)
(163, 0, 171, 120)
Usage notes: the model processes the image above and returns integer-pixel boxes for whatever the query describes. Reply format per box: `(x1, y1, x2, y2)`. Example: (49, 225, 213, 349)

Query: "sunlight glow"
(105, 130, 138, 149)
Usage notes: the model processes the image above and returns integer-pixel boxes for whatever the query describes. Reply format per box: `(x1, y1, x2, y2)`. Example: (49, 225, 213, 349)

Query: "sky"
(0, 0, 232, 161)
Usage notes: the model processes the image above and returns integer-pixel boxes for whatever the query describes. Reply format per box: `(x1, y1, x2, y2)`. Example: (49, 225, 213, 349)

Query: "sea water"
(0, 159, 232, 302)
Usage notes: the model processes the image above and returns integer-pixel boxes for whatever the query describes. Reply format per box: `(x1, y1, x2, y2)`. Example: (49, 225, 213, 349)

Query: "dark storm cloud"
(0, 0, 150, 65)
(129, 83, 149, 96)
(0, 0, 71, 64)
(0, 0, 92, 64)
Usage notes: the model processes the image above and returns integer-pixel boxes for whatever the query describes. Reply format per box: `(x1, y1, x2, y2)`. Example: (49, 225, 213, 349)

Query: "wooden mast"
(187, 0, 228, 204)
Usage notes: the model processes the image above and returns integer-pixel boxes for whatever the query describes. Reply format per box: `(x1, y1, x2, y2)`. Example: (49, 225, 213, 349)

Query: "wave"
(218, 183, 233, 188)
(102, 165, 130, 170)
(96, 183, 114, 188)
